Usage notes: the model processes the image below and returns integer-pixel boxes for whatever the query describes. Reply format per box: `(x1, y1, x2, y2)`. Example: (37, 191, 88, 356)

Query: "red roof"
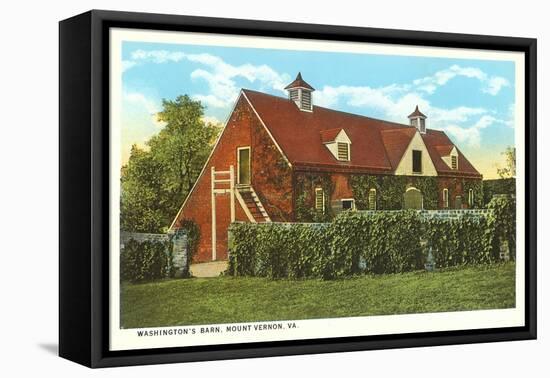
(408, 105, 427, 118)
(242, 89, 481, 178)
(284, 72, 315, 91)
(381, 128, 417, 169)
(319, 128, 343, 143)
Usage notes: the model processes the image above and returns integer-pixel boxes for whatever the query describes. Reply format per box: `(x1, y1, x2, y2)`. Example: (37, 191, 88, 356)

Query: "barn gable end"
(171, 93, 293, 262)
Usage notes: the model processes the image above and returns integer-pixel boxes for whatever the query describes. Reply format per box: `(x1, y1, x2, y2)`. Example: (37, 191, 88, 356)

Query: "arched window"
(368, 188, 377, 210)
(468, 189, 474, 207)
(443, 188, 449, 208)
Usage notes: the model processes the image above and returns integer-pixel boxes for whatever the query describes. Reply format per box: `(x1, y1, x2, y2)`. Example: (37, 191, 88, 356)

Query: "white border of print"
(109, 27, 526, 351)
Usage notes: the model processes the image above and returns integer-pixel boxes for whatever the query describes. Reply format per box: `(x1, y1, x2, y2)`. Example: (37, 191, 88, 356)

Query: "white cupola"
(285, 72, 315, 112)
(408, 105, 427, 134)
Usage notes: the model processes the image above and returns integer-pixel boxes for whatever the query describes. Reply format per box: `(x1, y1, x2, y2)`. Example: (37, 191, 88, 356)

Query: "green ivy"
(413, 176, 439, 209)
(483, 178, 515, 206)
(350, 174, 439, 210)
(294, 172, 334, 222)
(227, 196, 515, 280)
(121, 239, 171, 283)
(349, 175, 379, 210)
(488, 195, 516, 260)
(463, 179, 484, 209)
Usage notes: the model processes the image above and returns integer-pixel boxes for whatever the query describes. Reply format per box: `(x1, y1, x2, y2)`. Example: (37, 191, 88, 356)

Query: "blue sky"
(120, 41, 516, 178)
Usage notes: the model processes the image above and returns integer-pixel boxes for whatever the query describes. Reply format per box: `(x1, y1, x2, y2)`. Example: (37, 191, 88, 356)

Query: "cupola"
(285, 72, 315, 112)
(408, 105, 427, 134)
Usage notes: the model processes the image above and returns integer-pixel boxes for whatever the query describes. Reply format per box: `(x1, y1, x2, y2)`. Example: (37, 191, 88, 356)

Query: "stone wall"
(358, 209, 489, 219)
(120, 230, 189, 277)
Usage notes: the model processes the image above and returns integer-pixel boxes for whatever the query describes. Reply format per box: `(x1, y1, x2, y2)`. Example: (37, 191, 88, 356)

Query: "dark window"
(342, 199, 355, 210)
(412, 150, 422, 173)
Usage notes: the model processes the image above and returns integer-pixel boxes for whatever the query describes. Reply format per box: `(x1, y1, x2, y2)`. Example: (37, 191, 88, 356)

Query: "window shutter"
(315, 188, 325, 213)
(289, 89, 299, 102)
(337, 142, 349, 161)
(301, 90, 312, 110)
(368, 189, 377, 210)
(451, 155, 458, 170)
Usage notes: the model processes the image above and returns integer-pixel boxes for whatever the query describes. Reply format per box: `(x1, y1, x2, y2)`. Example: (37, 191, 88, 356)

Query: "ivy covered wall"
(292, 171, 483, 220)
(350, 174, 440, 210)
(294, 172, 334, 222)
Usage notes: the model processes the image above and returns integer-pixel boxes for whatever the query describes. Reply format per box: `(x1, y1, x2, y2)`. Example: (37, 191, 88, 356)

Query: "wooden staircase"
(236, 186, 271, 223)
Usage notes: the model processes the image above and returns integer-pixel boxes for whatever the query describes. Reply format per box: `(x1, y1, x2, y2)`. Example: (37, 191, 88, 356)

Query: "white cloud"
(441, 115, 507, 148)
(413, 65, 486, 94)
(123, 91, 166, 128)
(131, 49, 186, 63)
(122, 60, 137, 72)
(201, 115, 224, 127)
(483, 76, 510, 95)
(442, 124, 483, 148)
(413, 64, 509, 96)
(125, 49, 290, 109)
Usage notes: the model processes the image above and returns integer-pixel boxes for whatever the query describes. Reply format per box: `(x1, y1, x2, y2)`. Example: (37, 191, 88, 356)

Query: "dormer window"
(438, 146, 459, 170)
(337, 142, 350, 161)
(320, 129, 351, 162)
(285, 72, 315, 112)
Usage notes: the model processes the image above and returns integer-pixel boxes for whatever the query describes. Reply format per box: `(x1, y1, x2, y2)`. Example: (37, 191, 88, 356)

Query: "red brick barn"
(170, 73, 482, 262)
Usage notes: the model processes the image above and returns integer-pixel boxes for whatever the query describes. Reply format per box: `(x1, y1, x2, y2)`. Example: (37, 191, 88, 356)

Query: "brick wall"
(173, 96, 292, 262)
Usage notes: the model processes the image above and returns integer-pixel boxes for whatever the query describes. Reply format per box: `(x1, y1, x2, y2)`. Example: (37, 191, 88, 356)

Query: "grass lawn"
(121, 262, 515, 329)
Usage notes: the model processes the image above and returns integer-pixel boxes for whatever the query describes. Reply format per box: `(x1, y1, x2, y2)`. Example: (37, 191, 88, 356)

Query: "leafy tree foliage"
(497, 146, 516, 179)
(121, 95, 220, 232)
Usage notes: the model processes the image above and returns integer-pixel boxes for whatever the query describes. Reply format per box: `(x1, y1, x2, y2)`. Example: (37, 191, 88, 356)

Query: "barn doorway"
(403, 187, 423, 210)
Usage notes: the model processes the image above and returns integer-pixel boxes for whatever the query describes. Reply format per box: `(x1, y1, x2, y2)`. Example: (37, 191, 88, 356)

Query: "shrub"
(228, 198, 516, 279)
(121, 239, 170, 283)
(488, 195, 516, 260)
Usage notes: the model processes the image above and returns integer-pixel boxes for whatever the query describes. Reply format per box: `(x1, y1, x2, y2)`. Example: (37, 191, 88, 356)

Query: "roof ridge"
(243, 88, 413, 130)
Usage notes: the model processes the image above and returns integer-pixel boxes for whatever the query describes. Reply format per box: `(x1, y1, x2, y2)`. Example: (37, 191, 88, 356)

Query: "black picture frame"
(59, 9, 537, 368)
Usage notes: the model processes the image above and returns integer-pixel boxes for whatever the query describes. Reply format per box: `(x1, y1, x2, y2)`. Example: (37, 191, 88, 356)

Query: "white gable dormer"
(394, 131, 437, 176)
(441, 146, 459, 170)
(322, 129, 351, 162)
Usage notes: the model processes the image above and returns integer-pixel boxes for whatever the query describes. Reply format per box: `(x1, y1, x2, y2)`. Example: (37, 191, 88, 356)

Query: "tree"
(121, 145, 167, 232)
(497, 146, 516, 179)
(121, 95, 220, 233)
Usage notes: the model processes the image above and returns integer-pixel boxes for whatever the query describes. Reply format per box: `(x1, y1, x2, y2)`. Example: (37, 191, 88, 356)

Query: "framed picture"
(59, 10, 537, 368)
